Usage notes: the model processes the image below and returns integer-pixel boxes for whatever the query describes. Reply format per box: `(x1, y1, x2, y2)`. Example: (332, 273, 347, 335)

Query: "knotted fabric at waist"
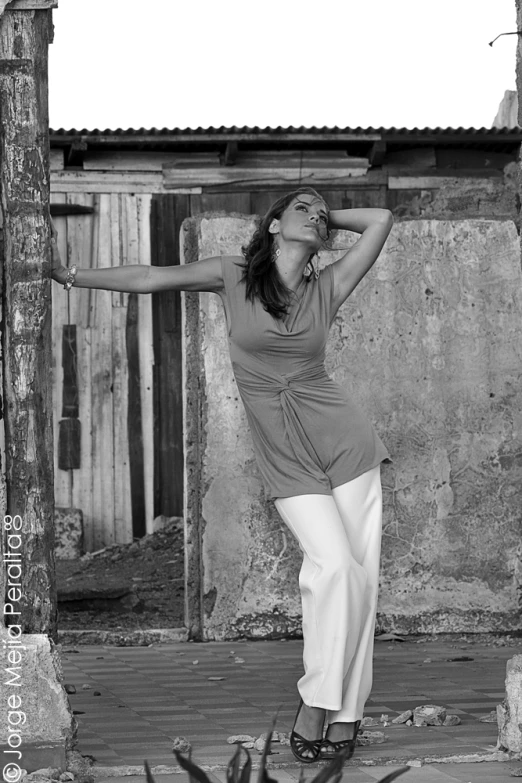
(233, 361, 330, 398)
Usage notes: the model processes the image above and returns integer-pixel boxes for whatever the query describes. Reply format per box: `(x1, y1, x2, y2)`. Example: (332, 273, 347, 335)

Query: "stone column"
(0, 0, 74, 773)
(499, 0, 522, 758)
(497, 655, 522, 754)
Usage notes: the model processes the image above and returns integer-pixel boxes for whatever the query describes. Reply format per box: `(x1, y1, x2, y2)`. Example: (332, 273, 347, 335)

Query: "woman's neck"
(274, 248, 311, 292)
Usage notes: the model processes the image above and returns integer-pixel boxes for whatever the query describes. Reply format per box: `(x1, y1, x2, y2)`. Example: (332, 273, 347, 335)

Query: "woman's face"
(271, 194, 329, 248)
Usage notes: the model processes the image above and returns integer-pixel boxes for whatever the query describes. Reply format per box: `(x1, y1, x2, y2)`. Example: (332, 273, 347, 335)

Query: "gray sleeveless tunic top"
(220, 256, 389, 499)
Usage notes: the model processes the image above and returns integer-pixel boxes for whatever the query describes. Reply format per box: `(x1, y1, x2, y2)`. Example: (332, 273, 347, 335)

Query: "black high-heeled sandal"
(319, 719, 361, 760)
(290, 698, 324, 764)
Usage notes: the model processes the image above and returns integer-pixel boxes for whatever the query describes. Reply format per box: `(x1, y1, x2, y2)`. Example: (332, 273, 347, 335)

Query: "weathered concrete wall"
(390, 165, 520, 223)
(182, 216, 522, 640)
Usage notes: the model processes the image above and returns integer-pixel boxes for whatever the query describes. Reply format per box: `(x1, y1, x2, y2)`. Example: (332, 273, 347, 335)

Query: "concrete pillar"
(0, 0, 75, 773)
(497, 655, 522, 754)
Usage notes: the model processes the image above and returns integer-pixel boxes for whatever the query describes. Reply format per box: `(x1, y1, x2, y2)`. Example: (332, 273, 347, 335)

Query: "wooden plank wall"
(51, 193, 153, 551)
(150, 196, 189, 519)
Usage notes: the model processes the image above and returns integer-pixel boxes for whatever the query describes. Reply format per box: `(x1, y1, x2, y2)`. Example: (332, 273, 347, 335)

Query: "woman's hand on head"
(50, 219, 68, 285)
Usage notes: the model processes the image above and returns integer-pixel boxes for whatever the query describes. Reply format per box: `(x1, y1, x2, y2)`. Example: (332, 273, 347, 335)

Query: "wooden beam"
(224, 141, 238, 166)
(369, 141, 387, 166)
(51, 131, 384, 145)
(66, 140, 87, 167)
(61, 324, 79, 417)
(384, 146, 437, 168)
(389, 174, 503, 189)
(163, 155, 370, 188)
(50, 202, 94, 215)
(51, 170, 165, 193)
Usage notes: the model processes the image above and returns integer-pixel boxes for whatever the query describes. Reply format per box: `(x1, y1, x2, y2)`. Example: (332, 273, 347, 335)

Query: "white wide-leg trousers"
(274, 465, 382, 723)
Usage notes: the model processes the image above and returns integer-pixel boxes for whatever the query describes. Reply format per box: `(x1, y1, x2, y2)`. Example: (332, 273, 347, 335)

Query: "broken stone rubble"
(479, 709, 498, 723)
(20, 772, 80, 783)
(443, 715, 461, 726)
(392, 710, 413, 724)
(172, 736, 192, 752)
(413, 705, 447, 726)
(357, 731, 386, 745)
(226, 701, 465, 753)
(227, 731, 291, 752)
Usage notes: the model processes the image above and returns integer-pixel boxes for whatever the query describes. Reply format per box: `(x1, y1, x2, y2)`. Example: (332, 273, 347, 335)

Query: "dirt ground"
(56, 518, 185, 631)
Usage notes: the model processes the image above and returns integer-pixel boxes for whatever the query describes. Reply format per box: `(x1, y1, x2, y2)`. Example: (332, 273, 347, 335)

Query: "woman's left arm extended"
(327, 208, 394, 310)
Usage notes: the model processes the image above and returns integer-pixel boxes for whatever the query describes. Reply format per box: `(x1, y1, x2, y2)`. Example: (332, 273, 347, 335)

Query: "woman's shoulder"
(222, 254, 245, 267)
(220, 255, 247, 296)
(221, 255, 246, 279)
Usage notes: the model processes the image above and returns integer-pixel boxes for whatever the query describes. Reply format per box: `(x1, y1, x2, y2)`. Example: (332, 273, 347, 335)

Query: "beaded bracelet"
(63, 265, 78, 291)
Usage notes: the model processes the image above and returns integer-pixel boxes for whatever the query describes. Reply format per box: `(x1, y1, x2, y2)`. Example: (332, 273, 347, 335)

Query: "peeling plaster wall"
(182, 216, 522, 640)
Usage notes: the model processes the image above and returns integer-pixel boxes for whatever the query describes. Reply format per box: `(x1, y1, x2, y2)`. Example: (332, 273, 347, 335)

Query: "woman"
(51, 187, 393, 763)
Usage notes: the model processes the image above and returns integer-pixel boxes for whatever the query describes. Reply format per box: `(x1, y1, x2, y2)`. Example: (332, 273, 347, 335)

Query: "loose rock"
(59, 774, 75, 782)
(227, 735, 256, 744)
(172, 737, 191, 753)
(64, 684, 76, 694)
(26, 770, 60, 781)
(81, 684, 92, 691)
(443, 715, 461, 726)
(413, 705, 447, 726)
(392, 710, 413, 724)
(65, 750, 93, 777)
(254, 737, 273, 754)
(356, 731, 386, 745)
(479, 709, 498, 723)
(361, 716, 380, 727)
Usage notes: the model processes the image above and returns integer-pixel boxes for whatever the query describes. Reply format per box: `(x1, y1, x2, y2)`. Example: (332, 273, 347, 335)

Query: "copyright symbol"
(3, 763, 21, 782)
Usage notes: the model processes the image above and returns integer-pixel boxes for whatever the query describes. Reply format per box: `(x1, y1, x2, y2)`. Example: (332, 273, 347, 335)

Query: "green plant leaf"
(256, 715, 279, 783)
(238, 746, 252, 783)
(375, 768, 410, 783)
(172, 750, 212, 783)
(226, 742, 243, 783)
(144, 760, 156, 783)
(308, 744, 353, 783)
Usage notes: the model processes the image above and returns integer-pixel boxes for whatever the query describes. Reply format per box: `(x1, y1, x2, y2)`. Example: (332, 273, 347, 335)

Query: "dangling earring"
(271, 246, 281, 263)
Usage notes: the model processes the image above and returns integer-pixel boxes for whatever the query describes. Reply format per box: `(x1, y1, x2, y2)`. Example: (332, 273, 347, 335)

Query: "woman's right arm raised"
(50, 222, 226, 294)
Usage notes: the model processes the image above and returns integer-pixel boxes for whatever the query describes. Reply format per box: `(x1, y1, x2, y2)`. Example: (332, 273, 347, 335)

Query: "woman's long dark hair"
(240, 187, 330, 319)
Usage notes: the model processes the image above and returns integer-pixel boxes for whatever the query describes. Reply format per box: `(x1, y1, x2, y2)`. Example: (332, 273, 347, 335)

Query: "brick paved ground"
(61, 639, 522, 783)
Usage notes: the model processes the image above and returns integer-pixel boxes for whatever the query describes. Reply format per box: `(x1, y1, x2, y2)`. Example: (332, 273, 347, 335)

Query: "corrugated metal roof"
(49, 125, 522, 137)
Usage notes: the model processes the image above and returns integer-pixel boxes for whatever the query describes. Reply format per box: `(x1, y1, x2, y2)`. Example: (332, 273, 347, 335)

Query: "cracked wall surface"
(0, 629, 74, 758)
(183, 216, 522, 640)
